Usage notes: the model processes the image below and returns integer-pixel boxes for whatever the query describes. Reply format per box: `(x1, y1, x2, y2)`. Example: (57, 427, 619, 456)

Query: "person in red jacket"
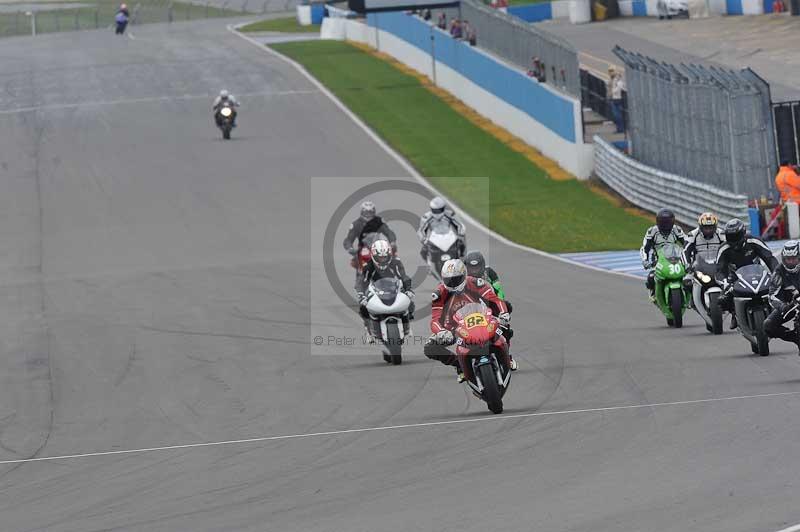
(424, 258, 516, 381)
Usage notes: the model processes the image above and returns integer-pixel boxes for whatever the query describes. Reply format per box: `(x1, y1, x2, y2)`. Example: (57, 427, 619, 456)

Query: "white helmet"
(429, 196, 446, 221)
(782, 240, 800, 273)
(360, 201, 376, 221)
(220, 89, 230, 100)
(441, 258, 467, 293)
(370, 239, 392, 271)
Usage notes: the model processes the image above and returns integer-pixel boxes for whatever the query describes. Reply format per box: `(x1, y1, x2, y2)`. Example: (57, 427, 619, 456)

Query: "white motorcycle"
(691, 257, 724, 335)
(364, 277, 412, 365)
(424, 221, 464, 281)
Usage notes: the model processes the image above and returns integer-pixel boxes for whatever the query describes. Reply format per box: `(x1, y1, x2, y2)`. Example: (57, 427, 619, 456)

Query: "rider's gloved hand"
(348, 247, 358, 256)
(497, 312, 511, 327)
(357, 292, 367, 306)
(404, 290, 415, 301)
(435, 330, 454, 345)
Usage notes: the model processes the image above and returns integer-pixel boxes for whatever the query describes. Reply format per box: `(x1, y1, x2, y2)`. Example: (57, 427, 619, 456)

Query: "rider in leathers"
(355, 240, 415, 324)
(418, 196, 466, 261)
(424, 259, 513, 381)
(682, 212, 725, 266)
(716, 218, 778, 329)
(343, 201, 398, 255)
(640, 209, 687, 299)
(763, 240, 800, 352)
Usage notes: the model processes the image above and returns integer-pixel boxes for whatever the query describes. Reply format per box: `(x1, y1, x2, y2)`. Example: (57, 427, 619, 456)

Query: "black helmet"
(464, 250, 486, 277)
(724, 218, 747, 250)
(656, 209, 675, 235)
(782, 240, 800, 273)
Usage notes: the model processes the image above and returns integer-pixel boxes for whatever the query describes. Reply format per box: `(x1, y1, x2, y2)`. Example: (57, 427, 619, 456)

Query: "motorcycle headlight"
(700, 274, 711, 284)
(220, 107, 232, 117)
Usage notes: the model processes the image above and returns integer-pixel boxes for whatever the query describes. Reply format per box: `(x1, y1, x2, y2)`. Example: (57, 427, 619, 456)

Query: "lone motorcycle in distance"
(363, 277, 412, 365)
(216, 104, 236, 140)
(452, 302, 511, 414)
(652, 243, 690, 328)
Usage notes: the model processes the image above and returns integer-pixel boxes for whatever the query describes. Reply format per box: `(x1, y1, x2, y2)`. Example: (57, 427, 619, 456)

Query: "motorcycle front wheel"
(478, 364, 503, 414)
(751, 307, 770, 356)
(386, 321, 402, 365)
(708, 292, 723, 335)
(669, 288, 683, 329)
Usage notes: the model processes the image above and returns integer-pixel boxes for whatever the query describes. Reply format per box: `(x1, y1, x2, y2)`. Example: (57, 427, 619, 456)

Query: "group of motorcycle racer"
(343, 197, 516, 381)
(640, 208, 800, 351)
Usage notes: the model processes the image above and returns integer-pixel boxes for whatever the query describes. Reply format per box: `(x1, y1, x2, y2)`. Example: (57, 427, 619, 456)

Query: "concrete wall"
(345, 13, 592, 178)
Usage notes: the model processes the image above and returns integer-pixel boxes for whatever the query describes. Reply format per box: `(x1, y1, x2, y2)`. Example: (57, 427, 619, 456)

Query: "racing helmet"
(782, 240, 800, 273)
(656, 209, 675, 236)
(360, 201, 376, 221)
(464, 250, 486, 278)
(370, 239, 392, 271)
(698, 212, 718, 239)
(441, 258, 467, 293)
(724, 218, 747, 250)
(429, 196, 446, 221)
(219, 89, 230, 100)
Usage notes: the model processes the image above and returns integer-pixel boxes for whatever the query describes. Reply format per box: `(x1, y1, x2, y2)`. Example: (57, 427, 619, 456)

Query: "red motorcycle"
(453, 302, 511, 414)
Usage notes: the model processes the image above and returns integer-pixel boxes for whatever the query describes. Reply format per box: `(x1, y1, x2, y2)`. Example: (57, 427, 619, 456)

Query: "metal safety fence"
(458, 0, 579, 97)
(614, 46, 777, 199)
(594, 136, 750, 225)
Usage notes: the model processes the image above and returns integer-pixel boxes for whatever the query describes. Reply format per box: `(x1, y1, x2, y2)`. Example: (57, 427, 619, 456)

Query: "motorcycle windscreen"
(733, 264, 770, 295)
(428, 221, 458, 253)
(372, 277, 399, 305)
(660, 243, 683, 264)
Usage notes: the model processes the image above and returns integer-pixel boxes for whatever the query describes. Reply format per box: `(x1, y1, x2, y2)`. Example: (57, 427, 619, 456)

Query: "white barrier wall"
(296, 5, 311, 25)
(342, 17, 593, 179)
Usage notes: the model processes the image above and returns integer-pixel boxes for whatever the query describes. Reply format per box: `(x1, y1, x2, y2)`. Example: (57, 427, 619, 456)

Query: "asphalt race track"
(2, 20, 800, 532)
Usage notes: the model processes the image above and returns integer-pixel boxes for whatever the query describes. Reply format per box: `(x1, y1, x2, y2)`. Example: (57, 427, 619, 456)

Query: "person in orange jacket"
(776, 159, 800, 203)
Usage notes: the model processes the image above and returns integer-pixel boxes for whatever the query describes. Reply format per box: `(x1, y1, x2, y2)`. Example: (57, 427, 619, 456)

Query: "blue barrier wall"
(311, 3, 325, 23)
(726, 0, 744, 12)
(507, 3, 553, 21)
(368, 12, 576, 143)
(632, 0, 647, 14)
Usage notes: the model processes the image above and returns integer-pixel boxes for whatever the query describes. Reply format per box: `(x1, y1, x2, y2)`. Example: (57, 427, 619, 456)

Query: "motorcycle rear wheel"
(478, 364, 503, 414)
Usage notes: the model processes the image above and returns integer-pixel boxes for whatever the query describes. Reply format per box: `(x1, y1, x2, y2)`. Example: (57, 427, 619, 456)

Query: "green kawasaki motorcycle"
(652, 243, 691, 328)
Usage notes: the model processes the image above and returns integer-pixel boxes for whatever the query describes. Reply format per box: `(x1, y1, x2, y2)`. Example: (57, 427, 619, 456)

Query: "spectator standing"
(423, 8, 432, 20)
(437, 11, 446, 30)
(527, 57, 545, 82)
(608, 67, 626, 134)
(450, 18, 462, 38)
(465, 20, 477, 45)
(772, 0, 785, 11)
(776, 159, 800, 202)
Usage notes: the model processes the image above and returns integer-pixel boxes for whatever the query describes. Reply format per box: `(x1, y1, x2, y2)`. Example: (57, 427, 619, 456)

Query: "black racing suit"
(764, 265, 800, 344)
(356, 258, 414, 321)
(342, 216, 397, 254)
(716, 237, 778, 314)
(640, 225, 687, 293)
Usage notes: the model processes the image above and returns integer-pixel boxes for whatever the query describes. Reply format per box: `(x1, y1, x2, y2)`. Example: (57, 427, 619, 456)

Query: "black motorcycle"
(215, 104, 236, 140)
(729, 263, 772, 356)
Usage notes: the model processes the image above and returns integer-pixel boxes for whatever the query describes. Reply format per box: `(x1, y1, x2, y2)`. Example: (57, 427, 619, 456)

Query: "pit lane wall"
(618, 0, 764, 15)
(327, 13, 593, 179)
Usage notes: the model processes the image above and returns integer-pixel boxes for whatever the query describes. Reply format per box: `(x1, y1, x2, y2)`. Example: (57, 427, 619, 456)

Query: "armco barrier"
(594, 136, 750, 225)
(349, 13, 593, 178)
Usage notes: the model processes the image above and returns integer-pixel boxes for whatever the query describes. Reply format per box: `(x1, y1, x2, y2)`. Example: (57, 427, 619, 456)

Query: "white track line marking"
(1, 391, 799, 466)
(0, 89, 318, 116)
(228, 25, 640, 281)
(773, 524, 800, 532)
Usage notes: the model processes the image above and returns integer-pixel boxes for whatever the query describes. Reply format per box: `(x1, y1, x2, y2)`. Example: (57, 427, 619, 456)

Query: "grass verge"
(0, 0, 238, 38)
(239, 16, 319, 32)
(271, 40, 650, 252)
